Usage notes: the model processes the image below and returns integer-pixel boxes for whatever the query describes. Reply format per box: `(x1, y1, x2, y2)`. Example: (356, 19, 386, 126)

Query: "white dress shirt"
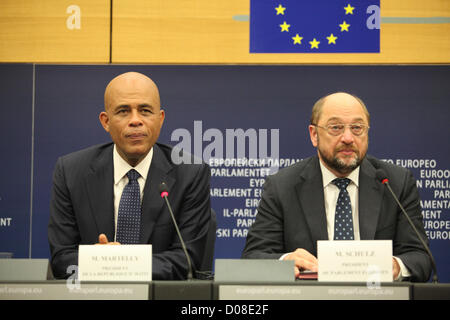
(113, 145, 153, 241)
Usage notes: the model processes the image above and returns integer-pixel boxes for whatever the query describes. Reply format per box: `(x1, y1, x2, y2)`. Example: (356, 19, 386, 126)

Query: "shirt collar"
(113, 145, 153, 185)
(319, 159, 360, 188)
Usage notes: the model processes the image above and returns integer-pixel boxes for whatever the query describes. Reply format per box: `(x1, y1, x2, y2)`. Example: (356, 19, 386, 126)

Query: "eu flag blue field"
(250, 1, 380, 53)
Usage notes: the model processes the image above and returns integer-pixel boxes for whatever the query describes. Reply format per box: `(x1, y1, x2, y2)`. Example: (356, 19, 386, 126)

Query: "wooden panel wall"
(1, 0, 449, 63)
(0, 0, 110, 62)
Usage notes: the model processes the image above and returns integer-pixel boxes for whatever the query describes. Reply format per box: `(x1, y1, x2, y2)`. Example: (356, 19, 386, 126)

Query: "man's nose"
(129, 109, 143, 126)
(340, 126, 355, 144)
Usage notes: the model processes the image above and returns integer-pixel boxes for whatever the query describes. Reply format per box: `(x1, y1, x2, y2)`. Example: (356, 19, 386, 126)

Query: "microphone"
(375, 169, 438, 283)
(158, 182, 193, 280)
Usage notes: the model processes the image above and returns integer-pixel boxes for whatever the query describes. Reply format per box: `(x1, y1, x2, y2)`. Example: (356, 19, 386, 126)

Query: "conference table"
(1, 280, 449, 300)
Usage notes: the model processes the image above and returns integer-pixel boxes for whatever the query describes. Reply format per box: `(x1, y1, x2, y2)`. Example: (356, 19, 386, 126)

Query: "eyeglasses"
(313, 123, 370, 136)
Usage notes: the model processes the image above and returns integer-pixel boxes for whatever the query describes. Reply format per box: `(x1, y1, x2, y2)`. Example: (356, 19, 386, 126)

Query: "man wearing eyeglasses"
(242, 92, 432, 282)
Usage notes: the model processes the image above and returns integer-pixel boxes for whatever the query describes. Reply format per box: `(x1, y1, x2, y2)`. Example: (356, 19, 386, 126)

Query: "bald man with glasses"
(242, 92, 432, 282)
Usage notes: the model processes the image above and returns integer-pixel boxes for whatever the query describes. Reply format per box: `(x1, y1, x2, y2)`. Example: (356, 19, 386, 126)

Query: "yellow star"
(279, 21, 290, 32)
(344, 4, 355, 15)
(326, 34, 338, 44)
(339, 21, 350, 32)
(275, 4, 286, 15)
(309, 38, 320, 49)
(292, 34, 303, 45)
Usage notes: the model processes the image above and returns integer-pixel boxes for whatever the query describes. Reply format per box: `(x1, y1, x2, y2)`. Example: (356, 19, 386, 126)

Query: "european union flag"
(250, 1, 380, 53)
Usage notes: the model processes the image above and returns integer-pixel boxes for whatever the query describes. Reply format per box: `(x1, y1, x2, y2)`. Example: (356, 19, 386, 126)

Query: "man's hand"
(283, 248, 318, 278)
(95, 234, 121, 245)
(392, 257, 400, 280)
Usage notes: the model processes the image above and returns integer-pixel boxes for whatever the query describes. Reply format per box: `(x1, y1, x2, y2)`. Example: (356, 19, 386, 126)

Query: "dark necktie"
(332, 178, 354, 240)
(116, 169, 141, 244)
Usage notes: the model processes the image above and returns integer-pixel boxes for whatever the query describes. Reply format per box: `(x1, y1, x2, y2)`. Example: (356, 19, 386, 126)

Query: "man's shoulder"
(362, 155, 417, 191)
(154, 142, 209, 169)
(364, 155, 411, 177)
(266, 156, 318, 185)
(273, 156, 317, 175)
(153, 143, 210, 191)
(52, 143, 113, 183)
(58, 142, 113, 165)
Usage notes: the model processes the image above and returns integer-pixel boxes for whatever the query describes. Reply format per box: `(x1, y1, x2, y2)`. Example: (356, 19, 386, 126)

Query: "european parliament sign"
(0, 64, 449, 282)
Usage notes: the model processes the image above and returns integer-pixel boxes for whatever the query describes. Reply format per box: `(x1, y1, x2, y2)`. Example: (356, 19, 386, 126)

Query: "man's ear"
(99, 111, 110, 132)
(309, 125, 318, 147)
(159, 109, 165, 128)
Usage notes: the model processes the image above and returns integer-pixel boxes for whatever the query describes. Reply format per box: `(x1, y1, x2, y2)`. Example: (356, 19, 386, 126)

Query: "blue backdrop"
(0, 64, 449, 282)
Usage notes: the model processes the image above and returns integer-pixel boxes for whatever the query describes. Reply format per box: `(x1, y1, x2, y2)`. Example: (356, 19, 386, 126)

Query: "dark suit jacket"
(48, 142, 211, 280)
(242, 155, 432, 282)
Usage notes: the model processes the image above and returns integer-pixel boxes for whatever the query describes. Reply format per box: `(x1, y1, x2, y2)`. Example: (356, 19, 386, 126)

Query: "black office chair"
(199, 208, 216, 274)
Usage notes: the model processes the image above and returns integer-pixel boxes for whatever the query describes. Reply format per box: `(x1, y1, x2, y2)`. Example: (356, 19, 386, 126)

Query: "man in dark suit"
(242, 92, 431, 282)
(48, 72, 211, 280)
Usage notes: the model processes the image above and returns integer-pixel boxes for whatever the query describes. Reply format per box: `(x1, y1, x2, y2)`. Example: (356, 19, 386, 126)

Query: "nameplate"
(317, 240, 392, 282)
(78, 245, 152, 282)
